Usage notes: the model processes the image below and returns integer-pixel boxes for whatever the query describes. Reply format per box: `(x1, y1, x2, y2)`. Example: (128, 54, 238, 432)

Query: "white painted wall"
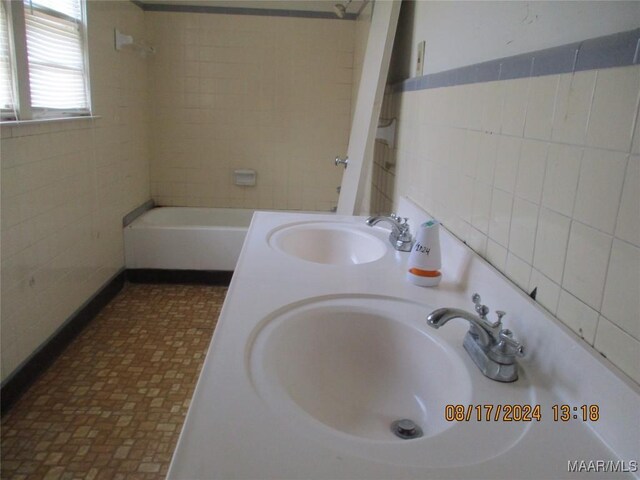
(391, 1, 640, 80)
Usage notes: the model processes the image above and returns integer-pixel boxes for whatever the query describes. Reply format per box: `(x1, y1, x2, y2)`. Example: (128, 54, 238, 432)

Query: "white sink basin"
(248, 295, 535, 468)
(267, 222, 388, 265)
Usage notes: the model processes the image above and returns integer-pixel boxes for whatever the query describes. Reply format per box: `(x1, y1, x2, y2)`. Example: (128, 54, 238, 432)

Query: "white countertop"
(168, 200, 640, 479)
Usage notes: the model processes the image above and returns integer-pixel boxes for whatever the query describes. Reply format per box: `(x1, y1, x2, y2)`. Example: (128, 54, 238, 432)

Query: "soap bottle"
(406, 220, 441, 287)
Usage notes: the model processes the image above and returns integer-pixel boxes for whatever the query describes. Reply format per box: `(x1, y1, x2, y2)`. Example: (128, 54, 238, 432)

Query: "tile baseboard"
(126, 269, 233, 286)
(1, 268, 233, 415)
(1, 270, 126, 415)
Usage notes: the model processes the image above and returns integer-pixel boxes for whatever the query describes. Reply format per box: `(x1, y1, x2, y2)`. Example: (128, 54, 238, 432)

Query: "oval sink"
(249, 296, 472, 441)
(248, 296, 536, 468)
(267, 222, 388, 265)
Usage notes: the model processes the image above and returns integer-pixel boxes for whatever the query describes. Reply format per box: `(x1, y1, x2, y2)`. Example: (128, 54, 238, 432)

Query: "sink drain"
(391, 419, 423, 439)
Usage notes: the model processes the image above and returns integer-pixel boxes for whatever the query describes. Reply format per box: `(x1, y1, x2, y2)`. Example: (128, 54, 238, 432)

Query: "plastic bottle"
(406, 220, 441, 287)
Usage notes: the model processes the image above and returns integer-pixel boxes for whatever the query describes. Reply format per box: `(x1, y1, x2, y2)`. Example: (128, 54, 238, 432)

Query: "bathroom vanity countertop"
(168, 203, 640, 479)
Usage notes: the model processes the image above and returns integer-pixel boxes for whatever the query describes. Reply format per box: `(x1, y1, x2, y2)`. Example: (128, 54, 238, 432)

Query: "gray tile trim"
(575, 29, 638, 72)
(475, 60, 500, 83)
(139, 2, 357, 20)
(392, 28, 640, 93)
(122, 199, 155, 227)
(499, 53, 533, 80)
(531, 43, 579, 77)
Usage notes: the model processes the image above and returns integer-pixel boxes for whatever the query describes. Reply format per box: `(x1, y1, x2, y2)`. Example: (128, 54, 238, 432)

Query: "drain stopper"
(391, 419, 423, 439)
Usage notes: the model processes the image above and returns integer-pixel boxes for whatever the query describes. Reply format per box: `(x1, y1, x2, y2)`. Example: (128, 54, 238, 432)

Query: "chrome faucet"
(426, 293, 525, 382)
(365, 214, 413, 252)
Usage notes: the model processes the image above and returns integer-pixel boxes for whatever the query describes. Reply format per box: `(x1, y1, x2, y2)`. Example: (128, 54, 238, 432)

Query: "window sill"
(1, 115, 101, 127)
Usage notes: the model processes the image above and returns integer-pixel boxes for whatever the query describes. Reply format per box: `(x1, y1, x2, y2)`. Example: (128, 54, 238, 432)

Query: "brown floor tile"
(1, 283, 225, 479)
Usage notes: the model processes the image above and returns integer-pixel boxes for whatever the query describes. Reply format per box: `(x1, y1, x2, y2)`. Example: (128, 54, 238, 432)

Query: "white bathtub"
(124, 207, 255, 271)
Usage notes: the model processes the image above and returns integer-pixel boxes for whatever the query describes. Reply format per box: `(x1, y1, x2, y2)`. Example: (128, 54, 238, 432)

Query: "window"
(1, 0, 90, 122)
(0, 1, 15, 119)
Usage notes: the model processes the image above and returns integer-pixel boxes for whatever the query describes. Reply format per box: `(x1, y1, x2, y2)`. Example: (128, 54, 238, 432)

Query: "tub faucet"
(365, 214, 413, 252)
(426, 293, 525, 382)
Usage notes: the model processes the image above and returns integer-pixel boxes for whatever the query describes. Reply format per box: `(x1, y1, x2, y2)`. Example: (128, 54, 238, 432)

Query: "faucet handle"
(476, 304, 489, 318)
(390, 213, 408, 224)
(497, 329, 525, 357)
(471, 294, 490, 319)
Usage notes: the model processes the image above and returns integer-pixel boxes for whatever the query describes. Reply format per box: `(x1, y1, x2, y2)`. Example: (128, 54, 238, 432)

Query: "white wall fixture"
(376, 118, 396, 148)
(114, 29, 155, 57)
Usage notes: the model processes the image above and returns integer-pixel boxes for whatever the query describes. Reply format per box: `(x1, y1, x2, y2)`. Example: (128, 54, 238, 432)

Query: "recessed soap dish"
(234, 169, 256, 186)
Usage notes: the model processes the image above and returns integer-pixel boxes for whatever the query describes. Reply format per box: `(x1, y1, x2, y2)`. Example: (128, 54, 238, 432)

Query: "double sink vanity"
(168, 198, 639, 479)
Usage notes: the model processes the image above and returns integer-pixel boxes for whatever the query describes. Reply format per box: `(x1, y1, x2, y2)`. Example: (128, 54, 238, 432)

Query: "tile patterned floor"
(1, 283, 226, 480)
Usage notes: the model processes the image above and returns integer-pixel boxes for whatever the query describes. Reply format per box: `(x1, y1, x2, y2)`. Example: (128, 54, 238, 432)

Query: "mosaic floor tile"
(2, 283, 225, 479)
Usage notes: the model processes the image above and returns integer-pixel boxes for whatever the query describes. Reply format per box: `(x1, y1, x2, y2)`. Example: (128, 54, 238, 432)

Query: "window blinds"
(23, 0, 88, 112)
(0, 1, 14, 112)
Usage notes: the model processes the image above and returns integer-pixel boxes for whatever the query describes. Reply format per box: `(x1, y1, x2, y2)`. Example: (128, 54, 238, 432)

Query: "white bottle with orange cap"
(406, 220, 442, 287)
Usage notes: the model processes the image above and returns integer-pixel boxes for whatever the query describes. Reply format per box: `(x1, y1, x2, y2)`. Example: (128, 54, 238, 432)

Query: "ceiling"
(137, 0, 367, 15)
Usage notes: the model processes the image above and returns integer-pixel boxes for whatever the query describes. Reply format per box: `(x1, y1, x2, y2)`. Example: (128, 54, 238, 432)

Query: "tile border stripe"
(392, 28, 640, 93)
(131, 1, 357, 20)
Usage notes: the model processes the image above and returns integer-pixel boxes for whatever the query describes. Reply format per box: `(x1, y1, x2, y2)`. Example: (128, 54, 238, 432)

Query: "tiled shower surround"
(148, 12, 354, 211)
(378, 64, 639, 383)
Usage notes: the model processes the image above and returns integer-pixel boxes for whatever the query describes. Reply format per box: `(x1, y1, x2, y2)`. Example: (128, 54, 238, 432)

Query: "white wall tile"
(462, 130, 481, 178)
(486, 239, 507, 271)
(509, 197, 539, 263)
(515, 139, 548, 204)
(489, 188, 513, 247)
(148, 13, 353, 211)
(389, 65, 640, 384)
(467, 226, 487, 257)
(552, 70, 596, 145)
(542, 144, 582, 217)
(505, 253, 532, 291)
(0, 1, 151, 382)
(601, 239, 640, 340)
(557, 290, 600, 344)
(563, 221, 612, 310)
(615, 155, 639, 247)
(594, 316, 640, 384)
(475, 133, 498, 185)
(586, 66, 640, 152)
(529, 269, 560, 314)
(480, 81, 503, 134)
(494, 136, 521, 194)
(471, 183, 492, 234)
(533, 208, 571, 283)
(524, 74, 559, 140)
(573, 149, 627, 235)
(501, 78, 530, 137)
(632, 112, 640, 155)
(456, 175, 474, 223)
